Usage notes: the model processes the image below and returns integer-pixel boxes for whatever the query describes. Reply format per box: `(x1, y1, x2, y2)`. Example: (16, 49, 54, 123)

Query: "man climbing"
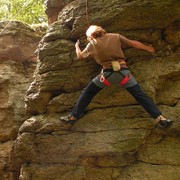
(61, 25, 173, 128)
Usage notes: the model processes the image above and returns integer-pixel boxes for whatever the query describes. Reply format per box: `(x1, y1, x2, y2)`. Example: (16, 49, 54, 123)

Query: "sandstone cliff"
(0, 21, 41, 179)
(15, 0, 180, 179)
(0, 0, 180, 179)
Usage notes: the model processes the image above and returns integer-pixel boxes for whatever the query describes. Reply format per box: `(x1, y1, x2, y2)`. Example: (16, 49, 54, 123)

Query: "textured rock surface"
(0, 21, 40, 62)
(10, 0, 180, 179)
(44, 0, 73, 24)
(0, 21, 41, 179)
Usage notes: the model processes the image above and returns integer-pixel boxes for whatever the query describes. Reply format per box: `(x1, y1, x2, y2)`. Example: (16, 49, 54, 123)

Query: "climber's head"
(86, 25, 106, 41)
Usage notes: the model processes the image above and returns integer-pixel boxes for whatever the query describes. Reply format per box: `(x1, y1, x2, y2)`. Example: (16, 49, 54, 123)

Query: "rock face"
(0, 21, 40, 62)
(0, 21, 41, 179)
(44, 0, 73, 24)
(12, 0, 180, 179)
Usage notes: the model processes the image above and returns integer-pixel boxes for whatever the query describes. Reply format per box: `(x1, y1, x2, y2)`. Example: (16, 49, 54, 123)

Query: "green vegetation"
(0, 0, 47, 24)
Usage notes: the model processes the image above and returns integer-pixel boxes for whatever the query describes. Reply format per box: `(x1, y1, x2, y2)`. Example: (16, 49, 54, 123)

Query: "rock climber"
(61, 25, 173, 128)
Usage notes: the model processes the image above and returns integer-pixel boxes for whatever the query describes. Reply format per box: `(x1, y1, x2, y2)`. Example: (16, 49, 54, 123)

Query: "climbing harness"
(120, 73, 132, 85)
(99, 60, 132, 86)
(100, 69, 111, 86)
(99, 68, 133, 86)
(99, 71, 105, 82)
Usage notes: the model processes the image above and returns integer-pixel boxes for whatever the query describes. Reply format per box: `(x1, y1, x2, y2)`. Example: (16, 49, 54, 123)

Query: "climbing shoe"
(158, 119, 173, 128)
(60, 115, 77, 125)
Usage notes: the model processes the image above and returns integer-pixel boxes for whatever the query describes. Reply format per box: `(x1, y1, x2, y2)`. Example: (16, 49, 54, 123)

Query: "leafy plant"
(0, 0, 47, 24)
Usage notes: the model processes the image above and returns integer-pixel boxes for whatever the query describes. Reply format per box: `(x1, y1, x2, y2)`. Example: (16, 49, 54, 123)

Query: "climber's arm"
(75, 40, 83, 60)
(120, 35, 155, 53)
(129, 40, 155, 53)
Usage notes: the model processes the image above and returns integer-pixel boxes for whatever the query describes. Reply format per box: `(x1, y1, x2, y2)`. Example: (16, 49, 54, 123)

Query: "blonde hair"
(86, 25, 106, 39)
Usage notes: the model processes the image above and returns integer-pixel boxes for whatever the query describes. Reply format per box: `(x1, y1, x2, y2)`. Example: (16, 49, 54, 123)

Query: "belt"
(103, 60, 128, 70)
(103, 64, 129, 71)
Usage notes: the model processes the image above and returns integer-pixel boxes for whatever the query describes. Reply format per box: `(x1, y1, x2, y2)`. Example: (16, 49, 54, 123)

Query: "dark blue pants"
(71, 81, 162, 119)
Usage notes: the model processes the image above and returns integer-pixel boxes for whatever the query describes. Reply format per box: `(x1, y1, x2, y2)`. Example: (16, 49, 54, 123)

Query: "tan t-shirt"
(81, 33, 131, 67)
